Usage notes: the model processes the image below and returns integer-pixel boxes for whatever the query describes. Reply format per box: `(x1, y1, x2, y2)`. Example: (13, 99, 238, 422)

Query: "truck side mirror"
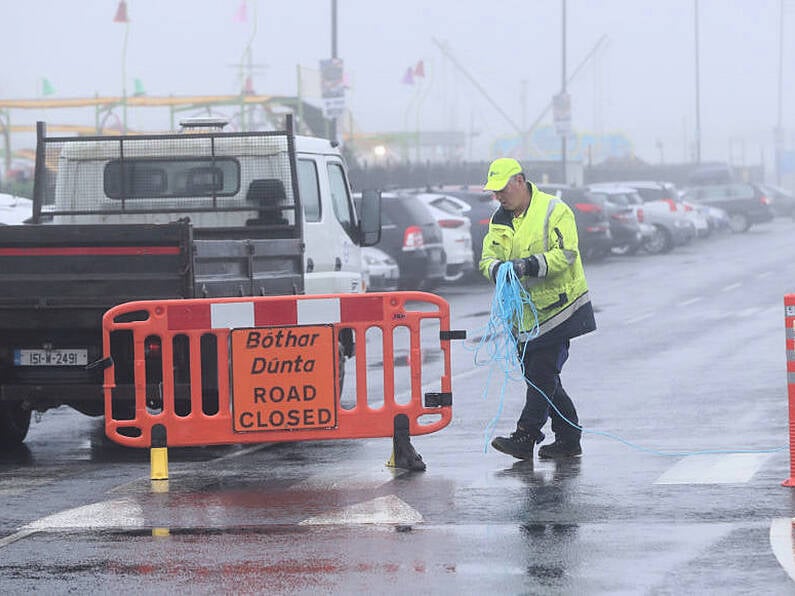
(357, 189, 381, 247)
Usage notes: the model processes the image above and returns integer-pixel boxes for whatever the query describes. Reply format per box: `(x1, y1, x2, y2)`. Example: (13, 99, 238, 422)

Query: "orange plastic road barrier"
(785, 294, 795, 486)
(102, 292, 462, 449)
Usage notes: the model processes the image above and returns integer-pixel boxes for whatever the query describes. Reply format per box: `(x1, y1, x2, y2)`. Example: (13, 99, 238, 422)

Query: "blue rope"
(469, 262, 786, 457)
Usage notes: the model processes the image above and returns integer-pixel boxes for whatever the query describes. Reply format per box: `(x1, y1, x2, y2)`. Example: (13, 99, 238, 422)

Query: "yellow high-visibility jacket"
(479, 182, 596, 343)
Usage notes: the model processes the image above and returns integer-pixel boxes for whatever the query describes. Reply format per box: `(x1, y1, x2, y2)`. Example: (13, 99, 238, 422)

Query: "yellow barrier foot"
(387, 414, 426, 472)
(150, 448, 169, 480)
(150, 424, 169, 480)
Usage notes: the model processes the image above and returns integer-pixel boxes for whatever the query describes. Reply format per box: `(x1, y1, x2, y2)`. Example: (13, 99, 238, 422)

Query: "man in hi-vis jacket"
(479, 158, 596, 460)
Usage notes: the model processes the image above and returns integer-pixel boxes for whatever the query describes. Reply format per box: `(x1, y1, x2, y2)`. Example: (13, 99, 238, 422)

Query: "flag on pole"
(233, 0, 247, 23)
(41, 78, 55, 96)
(133, 78, 146, 96)
(401, 67, 414, 85)
(413, 60, 425, 78)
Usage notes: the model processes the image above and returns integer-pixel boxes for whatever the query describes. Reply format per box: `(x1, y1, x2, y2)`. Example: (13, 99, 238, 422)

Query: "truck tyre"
(0, 402, 32, 446)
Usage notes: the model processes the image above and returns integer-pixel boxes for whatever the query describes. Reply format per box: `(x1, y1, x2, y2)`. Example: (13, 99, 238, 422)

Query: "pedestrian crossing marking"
(298, 495, 423, 526)
(654, 453, 771, 485)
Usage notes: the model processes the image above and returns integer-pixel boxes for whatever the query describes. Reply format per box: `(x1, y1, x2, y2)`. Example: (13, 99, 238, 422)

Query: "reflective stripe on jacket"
(479, 181, 596, 342)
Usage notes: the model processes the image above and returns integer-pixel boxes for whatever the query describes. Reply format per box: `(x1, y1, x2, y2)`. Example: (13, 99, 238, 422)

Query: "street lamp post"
(776, 0, 784, 185)
(694, 0, 701, 164)
(561, 0, 567, 184)
(329, 0, 338, 144)
(114, 0, 130, 133)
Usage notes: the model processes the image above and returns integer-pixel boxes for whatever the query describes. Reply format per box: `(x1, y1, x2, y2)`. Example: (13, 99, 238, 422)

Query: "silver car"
(592, 181, 695, 254)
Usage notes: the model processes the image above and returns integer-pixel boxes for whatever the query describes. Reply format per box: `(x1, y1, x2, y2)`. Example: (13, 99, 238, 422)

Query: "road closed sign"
(230, 325, 337, 433)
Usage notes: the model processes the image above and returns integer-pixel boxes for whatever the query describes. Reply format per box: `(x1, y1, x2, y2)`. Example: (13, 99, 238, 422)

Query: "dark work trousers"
(516, 338, 581, 443)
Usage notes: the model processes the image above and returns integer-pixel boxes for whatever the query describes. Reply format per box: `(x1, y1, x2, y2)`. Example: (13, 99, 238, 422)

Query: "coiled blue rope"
(469, 261, 785, 457)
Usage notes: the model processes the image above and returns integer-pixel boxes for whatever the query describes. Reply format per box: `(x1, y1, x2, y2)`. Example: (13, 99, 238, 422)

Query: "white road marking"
(0, 498, 144, 549)
(680, 296, 703, 306)
(298, 494, 423, 526)
(23, 497, 144, 531)
(757, 271, 773, 279)
(770, 518, 795, 582)
(735, 306, 763, 318)
(654, 453, 771, 485)
(721, 282, 742, 292)
(625, 312, 653, 325)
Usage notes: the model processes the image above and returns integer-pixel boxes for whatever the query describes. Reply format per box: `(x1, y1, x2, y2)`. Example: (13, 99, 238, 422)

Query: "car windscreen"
(383, 196, 436, 226)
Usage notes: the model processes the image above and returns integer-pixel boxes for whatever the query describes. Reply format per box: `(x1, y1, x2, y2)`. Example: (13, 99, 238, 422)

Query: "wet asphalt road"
(2, 218, 795, 593)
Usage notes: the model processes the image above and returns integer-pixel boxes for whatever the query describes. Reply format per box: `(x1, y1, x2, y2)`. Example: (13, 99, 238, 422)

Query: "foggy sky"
(1, 0, 790, 166)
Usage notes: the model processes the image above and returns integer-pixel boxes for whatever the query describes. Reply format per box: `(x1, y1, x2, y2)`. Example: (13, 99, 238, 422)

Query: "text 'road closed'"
(230, 325, 337, 432)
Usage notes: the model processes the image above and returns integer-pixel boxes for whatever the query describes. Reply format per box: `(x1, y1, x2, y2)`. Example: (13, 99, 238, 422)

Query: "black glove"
(510, 256, 540, 277)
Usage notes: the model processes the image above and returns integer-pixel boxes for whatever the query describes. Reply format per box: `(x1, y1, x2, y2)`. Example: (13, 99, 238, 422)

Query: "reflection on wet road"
(2, 221, 795, 592)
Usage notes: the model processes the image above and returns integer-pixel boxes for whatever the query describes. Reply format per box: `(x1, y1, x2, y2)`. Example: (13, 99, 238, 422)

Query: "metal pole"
(331, 0, 338, 58)
(776, 0, 784, 184)
(694, 0, 701, 164)
(521, 79, 527, 158)
(329, 0, 338, 143)
(525, 35, 607, 141)
(561, 0, 567, 184)
(122, 21, 129, 133)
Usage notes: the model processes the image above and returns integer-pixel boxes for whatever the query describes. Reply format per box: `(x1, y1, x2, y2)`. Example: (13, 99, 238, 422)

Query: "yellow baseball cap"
(483, 157, 522, 191)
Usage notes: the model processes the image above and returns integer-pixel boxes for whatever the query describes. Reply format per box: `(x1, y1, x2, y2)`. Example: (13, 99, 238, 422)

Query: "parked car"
(431, 185, 499, 269)
(410, 192, 474, 282)
(367, 192, 446, 290)
(755, 182, 795, 217)
(680, 183, 775, 233)
(361, 246, 399, 292)
(679, 198, 728, 235)
(679, 200, 711, 238)
(538, 184, 613, 261)
(0, 194, 32, 225)
(585, 185, 652, 255)
(604, 181, 695, 253)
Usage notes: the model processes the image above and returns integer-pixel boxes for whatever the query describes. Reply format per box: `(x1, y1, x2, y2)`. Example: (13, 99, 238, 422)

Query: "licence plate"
(14, 349, 88, 366)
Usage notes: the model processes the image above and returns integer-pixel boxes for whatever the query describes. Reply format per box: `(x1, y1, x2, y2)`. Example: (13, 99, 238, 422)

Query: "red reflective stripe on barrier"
(341, 295, 383, 323)
(254, 300, 297, 326)
(167, 304, 211, 330)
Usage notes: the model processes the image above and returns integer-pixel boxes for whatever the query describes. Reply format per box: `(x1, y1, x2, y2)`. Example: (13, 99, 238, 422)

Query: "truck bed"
(0, 222, 194, 311)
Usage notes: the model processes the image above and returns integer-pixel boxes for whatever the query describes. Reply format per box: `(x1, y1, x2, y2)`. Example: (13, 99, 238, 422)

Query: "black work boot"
(537, 438, 582, 459)
(491, 429, 537, 460)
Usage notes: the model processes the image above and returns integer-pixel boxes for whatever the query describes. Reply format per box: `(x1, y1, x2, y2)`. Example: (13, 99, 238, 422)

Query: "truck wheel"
(0, 402, 32, 446)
